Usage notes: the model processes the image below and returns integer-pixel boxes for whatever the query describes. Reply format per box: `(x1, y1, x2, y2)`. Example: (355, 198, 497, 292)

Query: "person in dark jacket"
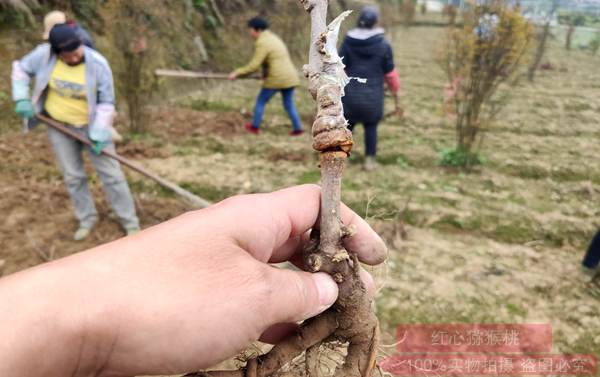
(582, 230, 600, 279)
(339, 6, 400, 171)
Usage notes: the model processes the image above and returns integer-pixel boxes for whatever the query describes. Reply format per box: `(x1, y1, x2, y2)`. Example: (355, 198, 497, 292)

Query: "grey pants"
(48, 126, 139, 230)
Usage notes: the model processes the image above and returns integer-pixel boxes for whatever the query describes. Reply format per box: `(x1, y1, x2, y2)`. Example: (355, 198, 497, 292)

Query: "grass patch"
(342, 179, 360, 191)
(431, 214, 466, 232)
(172, 146, 197, 156)
(173, 137, 231, 156)
(565, 332, 600, 358)
(122, 131, 164, 145)
(129, 179, 176, 198)
(439, 148, 482, 168)
(495, 163, 548, 180)
(377, 289, 499, 331)
(505, 302, 528, 317)
(492, 222, 536, 244)
(378, 153, 412, 168)
(297, 170, 320, 185)
(188, 98, 236, 112)
(179, 181, 236, 202)
(564, 101, 593, 112)
(542, 225, 593, 249)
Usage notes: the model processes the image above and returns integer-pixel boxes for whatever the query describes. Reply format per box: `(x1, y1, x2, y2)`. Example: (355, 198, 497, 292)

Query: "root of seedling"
(187, 260, 378, 377)
(188, 258, 378, 376)
(191, 1, 381, 376)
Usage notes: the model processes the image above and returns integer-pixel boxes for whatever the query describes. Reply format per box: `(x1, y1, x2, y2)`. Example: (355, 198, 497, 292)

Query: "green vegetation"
(558, 12, 600, 28)
(439, 148, 482, 167)
(297, 170, 320, 185)
(179, 181, 234, 202)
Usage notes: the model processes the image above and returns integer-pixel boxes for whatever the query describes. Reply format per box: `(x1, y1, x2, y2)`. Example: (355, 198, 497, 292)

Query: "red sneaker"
(244, 123, 260, 134)
(289, 129, 305, 136)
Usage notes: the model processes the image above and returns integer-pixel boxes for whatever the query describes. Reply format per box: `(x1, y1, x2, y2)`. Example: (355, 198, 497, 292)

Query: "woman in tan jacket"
(229, 17, 303, 136)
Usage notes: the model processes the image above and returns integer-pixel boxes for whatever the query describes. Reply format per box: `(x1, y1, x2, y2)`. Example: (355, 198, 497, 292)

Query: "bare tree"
(440, 2, 533, 166)
(110, 0, 158, 133)
(527, 0, 559, 82)
(564, 14, 585, 50)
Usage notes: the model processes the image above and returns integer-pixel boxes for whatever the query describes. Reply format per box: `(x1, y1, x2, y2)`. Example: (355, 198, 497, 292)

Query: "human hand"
(0, 184, 387, 377)
(90, 140, 107, 155)
(228, 71, 238, 80)
(14, 99, 34, 119)
(394, 94, 404, 120)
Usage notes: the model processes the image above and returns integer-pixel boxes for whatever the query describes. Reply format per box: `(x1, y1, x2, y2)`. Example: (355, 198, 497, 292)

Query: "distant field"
(552, 24, 599, 48)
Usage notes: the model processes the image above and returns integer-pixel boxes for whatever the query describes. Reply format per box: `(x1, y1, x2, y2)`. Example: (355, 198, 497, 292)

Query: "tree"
(527, 0, 559, 82)
(401, 0, 417, 26)
(110, 0, 159, 134)
(589, 30, 600, 55)
(564, 14, 585, 50)
(439, 1, 532, 167)
(442, 4, 458, 26)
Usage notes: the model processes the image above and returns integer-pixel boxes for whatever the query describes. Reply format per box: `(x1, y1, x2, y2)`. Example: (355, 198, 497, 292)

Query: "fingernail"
(311, 272, 338, 316)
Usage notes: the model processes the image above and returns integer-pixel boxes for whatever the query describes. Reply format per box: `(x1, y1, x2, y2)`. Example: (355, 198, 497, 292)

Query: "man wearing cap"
(42, 10, 95, 49)
(11, 24, 140, 240)
(41, 11, 125, 143)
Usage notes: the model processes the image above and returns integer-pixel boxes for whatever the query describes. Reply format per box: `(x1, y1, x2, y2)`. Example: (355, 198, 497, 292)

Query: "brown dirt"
(0, 107, 232, 276)
(119, 142, 168, 159)
(267, 150, 310, 163)
(142, 106, 249, 139)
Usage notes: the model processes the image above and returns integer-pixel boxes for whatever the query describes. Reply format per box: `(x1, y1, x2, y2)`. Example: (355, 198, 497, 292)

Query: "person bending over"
(12, 24, 140, 240)
(229, 17, 304, 136)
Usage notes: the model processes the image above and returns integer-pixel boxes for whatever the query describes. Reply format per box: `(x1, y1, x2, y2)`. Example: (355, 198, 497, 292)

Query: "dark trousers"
(583, 229, 600, 269)
(348, 121, 378, 156)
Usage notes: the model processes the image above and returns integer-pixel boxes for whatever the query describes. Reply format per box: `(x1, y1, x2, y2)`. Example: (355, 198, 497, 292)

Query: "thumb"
(266, 269, 338, 324)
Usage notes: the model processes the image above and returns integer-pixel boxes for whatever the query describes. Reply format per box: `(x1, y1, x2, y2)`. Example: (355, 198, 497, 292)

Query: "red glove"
(384, 68, 401, 95)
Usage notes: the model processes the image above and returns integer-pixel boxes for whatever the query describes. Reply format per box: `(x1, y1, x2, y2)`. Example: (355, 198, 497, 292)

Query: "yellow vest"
(45, 60, 89, 126)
